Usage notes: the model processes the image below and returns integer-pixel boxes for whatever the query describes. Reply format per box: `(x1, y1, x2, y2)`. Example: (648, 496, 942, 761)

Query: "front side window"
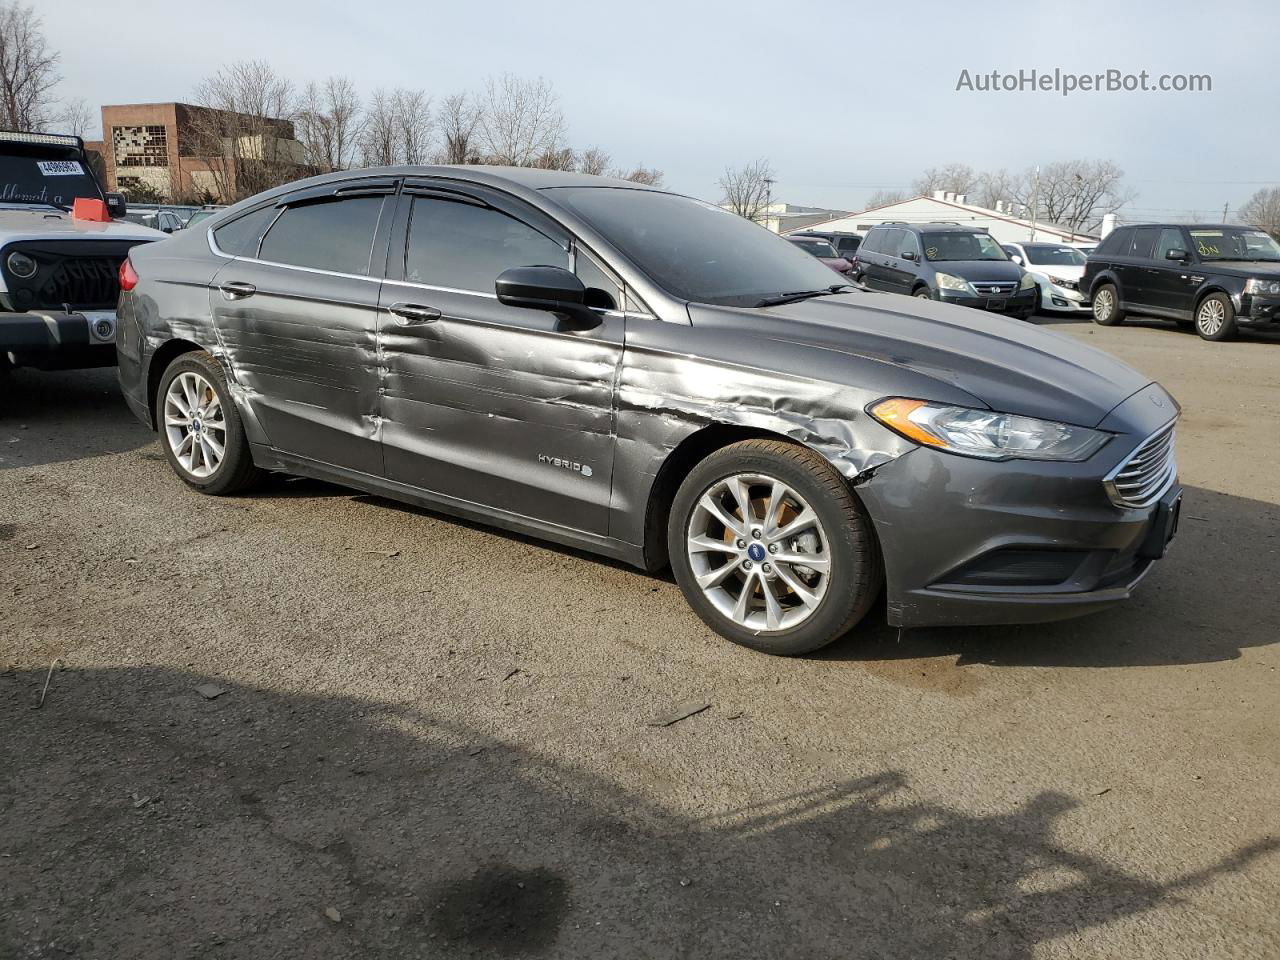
(921, 231, 1007, 262)
(258, 196, 385, 275)
(899, 231, 921, 259)
(406, 197, 568, 293)
(1153, 229, 1185, 261)
(1187, 227, 1280, 262)
(1023, 244, 1087, 266)
(547, 187, 842, 307)
(875, 229, 904, 257)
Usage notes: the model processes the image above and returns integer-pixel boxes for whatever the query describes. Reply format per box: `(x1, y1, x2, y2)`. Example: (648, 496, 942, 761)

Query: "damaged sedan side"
(117, 166, 1181, 655)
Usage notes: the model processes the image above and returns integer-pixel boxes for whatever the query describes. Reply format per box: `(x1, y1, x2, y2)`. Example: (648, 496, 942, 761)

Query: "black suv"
(1082, 223, 1280, 341)
(852, 223, 1037, 319)
(789, 230, 862, 260)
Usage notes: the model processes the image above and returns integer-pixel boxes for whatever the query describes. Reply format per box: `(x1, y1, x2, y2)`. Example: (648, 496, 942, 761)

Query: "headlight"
(868, 397, 1110, 461)
(1245, 278, 1280, 296)
(1018, 272, 1036, 290)
(936, 272, 975, 293)
(6, 251, 36, 278)
(1046, 275, 1079, 291)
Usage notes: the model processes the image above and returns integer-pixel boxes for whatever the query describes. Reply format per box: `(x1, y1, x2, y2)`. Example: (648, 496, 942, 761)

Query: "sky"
(44, 0, 1280, 220)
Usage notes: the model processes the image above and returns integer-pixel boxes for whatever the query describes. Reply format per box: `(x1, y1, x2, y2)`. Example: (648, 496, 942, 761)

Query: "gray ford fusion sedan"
(117, 167, 1182, 655)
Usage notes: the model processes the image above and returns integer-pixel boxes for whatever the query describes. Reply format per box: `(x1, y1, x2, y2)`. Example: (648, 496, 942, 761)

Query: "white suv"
(1001, 241, 1091, 314)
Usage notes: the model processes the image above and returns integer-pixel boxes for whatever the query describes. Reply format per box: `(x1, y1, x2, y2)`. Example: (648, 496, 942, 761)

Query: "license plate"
(987, 299, 1006, 310)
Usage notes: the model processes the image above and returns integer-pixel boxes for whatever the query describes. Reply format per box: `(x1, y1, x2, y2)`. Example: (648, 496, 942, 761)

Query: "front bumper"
(1242, 293, 1280, 325)
(856, 386, 1182, 628)
(0, 309, 118, 370)
(1040, 283, 1090, 312)
(938, 287, 1038, 314)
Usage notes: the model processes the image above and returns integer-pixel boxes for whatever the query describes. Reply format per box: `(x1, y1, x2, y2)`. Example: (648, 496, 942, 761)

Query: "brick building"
(97, 102, 307, 203)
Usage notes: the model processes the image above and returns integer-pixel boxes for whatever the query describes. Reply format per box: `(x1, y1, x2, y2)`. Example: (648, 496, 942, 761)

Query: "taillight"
(119, 258, 138, 292)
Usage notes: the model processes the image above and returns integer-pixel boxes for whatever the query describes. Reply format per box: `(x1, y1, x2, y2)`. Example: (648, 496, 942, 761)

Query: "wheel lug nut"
(768, 543, 778, 554)
(742, 560, 753, 570)
(736, 539, 746, 549)
(762, 563, 772, 573)
(751, 528, 762, 539)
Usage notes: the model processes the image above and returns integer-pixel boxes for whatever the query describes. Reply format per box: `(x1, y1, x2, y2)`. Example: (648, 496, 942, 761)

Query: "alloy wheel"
(1197, 298, 1226, 336)
(164, 371, 227, 478)
(686, 473, 831, 632)
(1093, 288, 1114, 321)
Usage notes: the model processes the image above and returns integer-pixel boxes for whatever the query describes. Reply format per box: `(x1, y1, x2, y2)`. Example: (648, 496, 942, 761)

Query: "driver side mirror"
(1010, 254, 1023, 265)
(104, 192, 127, 219)
(496, 265, 600, 328)
(1165, 248, 1189, 262)
(902, 250, 918, 262)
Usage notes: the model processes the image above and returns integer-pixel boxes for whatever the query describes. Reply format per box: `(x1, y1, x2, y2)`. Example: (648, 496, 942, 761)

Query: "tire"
(156, 350, 262, 495)
(1091, 283, 1124, 325)
(913, 287, 932, 300)
(667, 439, 883, 656)
(1194, 292, 1238, 341)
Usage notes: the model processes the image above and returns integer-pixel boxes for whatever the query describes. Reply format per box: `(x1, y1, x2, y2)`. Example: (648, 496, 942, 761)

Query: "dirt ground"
(2, 314, 1278, 959)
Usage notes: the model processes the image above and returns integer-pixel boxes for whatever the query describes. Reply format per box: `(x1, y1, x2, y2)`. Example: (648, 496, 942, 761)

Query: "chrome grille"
(972, 281, 1016, 295)
(1104, 421, 1177, 508)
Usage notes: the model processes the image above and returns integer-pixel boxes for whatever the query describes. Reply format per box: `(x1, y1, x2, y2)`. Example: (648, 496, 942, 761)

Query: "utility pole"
(763, 177, 775, 231)
(1222, 202, 1230, 223)
(1028, 166, 1039, 241)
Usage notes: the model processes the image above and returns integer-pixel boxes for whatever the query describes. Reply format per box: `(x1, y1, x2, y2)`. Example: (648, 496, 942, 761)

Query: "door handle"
(388, 302, 442, 326)
(218, 281, 256, 300)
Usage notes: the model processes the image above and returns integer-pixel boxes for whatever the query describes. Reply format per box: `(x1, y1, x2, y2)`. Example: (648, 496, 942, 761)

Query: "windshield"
(548, 187, 845, 307)
(1023, 244, 1087, 266)
(0, 143, 102, 208)
(789, 238, 840, 258)
(922, 231, 1007, 262)
(1188, 228, 1280, 262)
(187, 210, 215, 226)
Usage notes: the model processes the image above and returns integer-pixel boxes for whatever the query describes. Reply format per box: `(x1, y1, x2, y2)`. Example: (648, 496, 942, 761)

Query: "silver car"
(116, 167, 1182, 655)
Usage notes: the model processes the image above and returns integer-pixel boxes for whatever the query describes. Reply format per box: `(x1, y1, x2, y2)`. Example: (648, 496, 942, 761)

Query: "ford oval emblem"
(1150, 394, 1165, 408)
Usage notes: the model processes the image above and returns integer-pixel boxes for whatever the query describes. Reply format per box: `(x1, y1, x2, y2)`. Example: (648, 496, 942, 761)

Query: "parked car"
(1002, 241, 1091, 314)
(124, 208, 185, 234)
(790, 229, 862, 260)
(182, 206, 225, 229)
(852, 223, 1037, 319)
(1082, 223, 1280, 341)
(786, 235, 853, 276)
(119, 167, 1181, 655)
(0, 130, 164, 372)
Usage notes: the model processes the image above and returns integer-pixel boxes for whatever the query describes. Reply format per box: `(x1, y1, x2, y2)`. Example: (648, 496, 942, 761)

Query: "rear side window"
(1094, 229, 1129, 257)
(405, 197, 568, 293)
(258, 196, 385, 275)
(836, 237, 861, 255)
(212, 205, 278, 257)
(1129, 228, 1158, 259)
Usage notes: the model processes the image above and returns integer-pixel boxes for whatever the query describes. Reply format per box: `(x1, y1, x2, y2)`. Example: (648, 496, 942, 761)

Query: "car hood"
(690, 293, 1152, 428)
(1198, 260, 1280, 278)
(927, 259, 1022, 282)
(0, 205, 167, 243)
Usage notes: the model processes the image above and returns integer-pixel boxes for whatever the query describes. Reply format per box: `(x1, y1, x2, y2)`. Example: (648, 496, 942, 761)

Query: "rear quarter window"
(212, 205, 279, 257)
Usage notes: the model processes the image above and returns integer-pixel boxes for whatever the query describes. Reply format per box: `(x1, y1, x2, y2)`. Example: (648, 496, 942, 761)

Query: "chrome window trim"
(382, 276, 655, 320)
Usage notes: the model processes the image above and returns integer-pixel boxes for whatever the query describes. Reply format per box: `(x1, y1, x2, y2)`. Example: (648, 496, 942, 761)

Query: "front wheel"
(1194, 293, 1238, 341)
(1091, 283, 1125, 325)
(668, 439, 882, 656)
(913, 288, 932, 300)
(156, 350, 262, 495)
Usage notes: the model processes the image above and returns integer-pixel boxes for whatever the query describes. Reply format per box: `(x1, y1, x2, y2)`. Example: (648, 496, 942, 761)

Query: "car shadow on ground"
(0, 366, 150, 470)
(3, 664, 1275, 959)
(1030, 311, 1280, 343)
(821, 484, 1278, 669)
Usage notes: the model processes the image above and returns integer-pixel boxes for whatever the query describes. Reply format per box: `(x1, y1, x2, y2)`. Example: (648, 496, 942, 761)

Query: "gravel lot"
(3, 314, 1278, 959)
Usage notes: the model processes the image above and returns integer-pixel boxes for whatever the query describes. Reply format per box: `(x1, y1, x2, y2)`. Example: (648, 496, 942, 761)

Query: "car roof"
(276, 164, 654, 193)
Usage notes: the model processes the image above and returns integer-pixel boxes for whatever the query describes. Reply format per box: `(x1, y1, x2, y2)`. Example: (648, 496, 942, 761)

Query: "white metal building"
(791, 192, 1098, 245)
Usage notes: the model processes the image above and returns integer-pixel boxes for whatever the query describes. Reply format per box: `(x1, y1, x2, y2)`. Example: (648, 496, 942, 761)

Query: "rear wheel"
(668, 439, 882, 656)
(1091, 283, 1124, 325)
(1194, 293, 1238, 341)
(156, 351, 262, 495)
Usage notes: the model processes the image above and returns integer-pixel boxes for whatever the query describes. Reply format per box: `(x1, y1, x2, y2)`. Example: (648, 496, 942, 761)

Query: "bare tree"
(1238, 187, 1280, 238)
(973, 168, 1023, 210)
(57, 97, 93, 138)
(719, 158, 775, 222)
(359, 89, 396, 167)
(436, 92, 481, 164)
(912, 163, 977, 198)
(297, 76, 363, 173)
(477, 74, 565, 166)
(577, 146, 611, 176)
(1014, 160, 1136, 233)
(613, 164, 663, 187)
(393, 89, 433, 164)
(187, 60, 302, 202)
(534, 146, 576, 171)
(0, 1, 59, 130)
(864, 189, 908, 209)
